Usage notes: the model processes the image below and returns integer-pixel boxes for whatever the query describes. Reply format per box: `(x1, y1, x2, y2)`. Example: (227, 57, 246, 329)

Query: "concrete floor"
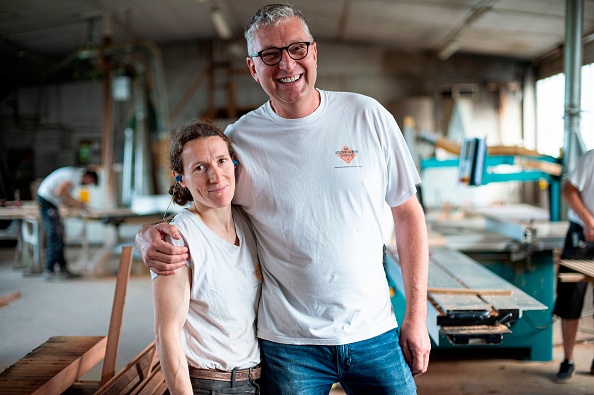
(0, 241, 592, 395)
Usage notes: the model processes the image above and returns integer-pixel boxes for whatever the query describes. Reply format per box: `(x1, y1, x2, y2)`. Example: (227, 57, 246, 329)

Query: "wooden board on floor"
(0, 336, 107, 395)
(0, 290, 21, 307)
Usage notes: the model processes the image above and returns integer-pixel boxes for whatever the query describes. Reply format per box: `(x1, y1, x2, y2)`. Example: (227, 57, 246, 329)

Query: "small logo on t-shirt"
(336, 145, 357, 164)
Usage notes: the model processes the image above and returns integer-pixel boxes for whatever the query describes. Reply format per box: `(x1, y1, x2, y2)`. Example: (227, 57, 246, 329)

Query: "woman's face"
(177, 136, 235, 210)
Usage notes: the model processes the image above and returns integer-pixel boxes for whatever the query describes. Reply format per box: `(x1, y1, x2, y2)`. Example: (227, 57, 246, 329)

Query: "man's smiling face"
(246, 17, 319, 119)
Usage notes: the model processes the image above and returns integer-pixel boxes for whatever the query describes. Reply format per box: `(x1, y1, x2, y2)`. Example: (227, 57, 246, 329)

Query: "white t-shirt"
(153, 207, 262, 370)
(567, 149, 594, 226)
(227, 89, 420, 345)
(37, 167, 83, 207)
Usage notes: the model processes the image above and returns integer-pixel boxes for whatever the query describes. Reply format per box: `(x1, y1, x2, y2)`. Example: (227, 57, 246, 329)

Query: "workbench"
(0, 203, 45, 273)
(0, 203, 161, 274)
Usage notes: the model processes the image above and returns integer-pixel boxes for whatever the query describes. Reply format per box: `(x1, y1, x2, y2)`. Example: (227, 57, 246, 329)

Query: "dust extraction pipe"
(563, 0, 585, 175)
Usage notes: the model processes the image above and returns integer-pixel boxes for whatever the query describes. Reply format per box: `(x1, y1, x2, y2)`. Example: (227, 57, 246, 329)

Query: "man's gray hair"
(245, 3, 314, 55)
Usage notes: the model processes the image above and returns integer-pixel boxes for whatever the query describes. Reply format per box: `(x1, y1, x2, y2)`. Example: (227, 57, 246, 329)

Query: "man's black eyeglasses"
(250, 42, 313, 66)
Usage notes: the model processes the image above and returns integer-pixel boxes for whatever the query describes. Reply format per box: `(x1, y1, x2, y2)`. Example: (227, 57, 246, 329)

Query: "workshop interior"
(0, 0, 594, 394)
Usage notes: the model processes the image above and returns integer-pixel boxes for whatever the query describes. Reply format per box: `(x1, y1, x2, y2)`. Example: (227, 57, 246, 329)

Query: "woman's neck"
(190, 205, 238, 246)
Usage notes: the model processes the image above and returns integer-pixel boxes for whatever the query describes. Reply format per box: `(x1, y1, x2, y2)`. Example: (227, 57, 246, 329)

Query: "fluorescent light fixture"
(211, 7, 232, 40)
(437, 40, 460, 61)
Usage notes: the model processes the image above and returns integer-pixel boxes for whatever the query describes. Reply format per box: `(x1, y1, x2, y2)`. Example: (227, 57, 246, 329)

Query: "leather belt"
(189, 366, 261, 382)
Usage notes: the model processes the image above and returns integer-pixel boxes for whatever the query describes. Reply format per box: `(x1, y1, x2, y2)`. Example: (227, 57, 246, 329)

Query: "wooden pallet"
(0, 246, 142, 395)
(0, 336, 107, 395)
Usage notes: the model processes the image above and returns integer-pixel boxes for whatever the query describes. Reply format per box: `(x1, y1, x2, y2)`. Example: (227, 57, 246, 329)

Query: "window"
(536, 63, 594, 156)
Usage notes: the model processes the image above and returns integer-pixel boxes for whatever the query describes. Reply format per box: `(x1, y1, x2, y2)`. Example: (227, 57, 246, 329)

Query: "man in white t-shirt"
(553, 149, 594, 382)
(137, 4, 430, 394)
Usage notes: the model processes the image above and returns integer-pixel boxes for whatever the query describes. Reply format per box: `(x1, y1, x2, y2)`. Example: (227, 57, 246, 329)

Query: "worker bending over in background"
(37, 166, 98, 280)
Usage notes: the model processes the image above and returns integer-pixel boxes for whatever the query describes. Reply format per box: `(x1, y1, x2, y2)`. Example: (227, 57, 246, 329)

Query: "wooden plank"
(100, 246, 134, 385)
(558, 272, 589, 282)
(515, 158, 562, 176)
(0, 336, 106, 395)
(132, 365, 167, 395)
(95, 340, 158, 395)
(559, 259, 594, 278)
(0, 290, 21, 307)
(428, 287, 512, 296)
(440, 324, 512, 335)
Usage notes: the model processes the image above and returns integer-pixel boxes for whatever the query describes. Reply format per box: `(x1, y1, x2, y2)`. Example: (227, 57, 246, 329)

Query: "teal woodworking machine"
(386, 134, 567, 361)
(419, 134, 563, 221)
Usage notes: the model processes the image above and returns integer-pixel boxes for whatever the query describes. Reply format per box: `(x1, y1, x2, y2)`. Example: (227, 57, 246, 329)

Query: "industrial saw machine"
(385, 204, 567, 361)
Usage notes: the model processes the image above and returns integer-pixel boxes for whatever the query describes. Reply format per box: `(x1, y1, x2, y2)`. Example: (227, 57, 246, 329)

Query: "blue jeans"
(259, 329, 417, 395)
(38, 196, 67, 272)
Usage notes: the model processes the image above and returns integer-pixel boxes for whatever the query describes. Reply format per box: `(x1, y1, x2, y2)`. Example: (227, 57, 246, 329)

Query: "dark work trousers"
(553, 221, 594, 319)
(38, 196, 67, 272)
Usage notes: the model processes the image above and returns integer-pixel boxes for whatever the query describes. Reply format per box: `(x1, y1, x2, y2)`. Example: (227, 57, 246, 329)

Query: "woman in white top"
(151, 120, 262, 395)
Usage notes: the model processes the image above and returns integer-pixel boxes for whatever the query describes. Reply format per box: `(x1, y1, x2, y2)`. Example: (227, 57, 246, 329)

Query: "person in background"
(553, 148, 594, 382)
(37, 166, 98, 280)
(152, 120, 262, 394)
(137, 4, 430, 394)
